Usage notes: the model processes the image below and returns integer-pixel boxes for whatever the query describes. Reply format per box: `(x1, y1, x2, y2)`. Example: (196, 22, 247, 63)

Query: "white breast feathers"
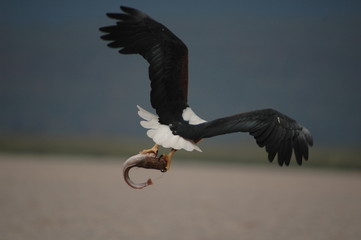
(136, 105, 206, 152)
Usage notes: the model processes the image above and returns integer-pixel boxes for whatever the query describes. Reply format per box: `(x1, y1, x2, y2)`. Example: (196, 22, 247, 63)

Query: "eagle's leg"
(140, 144, 159, 155)
(161, 149, 177, 171)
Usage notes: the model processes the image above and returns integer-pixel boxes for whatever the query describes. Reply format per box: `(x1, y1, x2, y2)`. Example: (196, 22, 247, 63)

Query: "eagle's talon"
(159, 149, 177, 171)
(140, 144, 159, 155)
(159, 154, 169, 170)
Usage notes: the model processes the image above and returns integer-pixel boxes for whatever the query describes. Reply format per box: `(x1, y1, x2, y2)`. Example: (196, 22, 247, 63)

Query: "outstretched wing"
(99, 6, 189, 124)
(170, 109, 313, 166)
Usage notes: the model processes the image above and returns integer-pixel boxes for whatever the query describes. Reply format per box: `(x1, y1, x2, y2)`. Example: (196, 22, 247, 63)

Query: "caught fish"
(123, 152, 167, 189)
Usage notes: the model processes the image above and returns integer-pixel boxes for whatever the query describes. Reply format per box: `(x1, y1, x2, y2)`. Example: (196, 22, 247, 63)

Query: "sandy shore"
(1, 154, 360, 240)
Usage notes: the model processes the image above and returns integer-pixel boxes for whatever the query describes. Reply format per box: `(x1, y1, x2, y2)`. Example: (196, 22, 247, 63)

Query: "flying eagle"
(99, 6, 313, 171)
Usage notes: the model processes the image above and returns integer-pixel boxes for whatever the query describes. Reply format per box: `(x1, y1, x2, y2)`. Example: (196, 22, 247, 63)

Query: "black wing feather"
(99, 6, 189, 124)
(170, 109, 313, 166)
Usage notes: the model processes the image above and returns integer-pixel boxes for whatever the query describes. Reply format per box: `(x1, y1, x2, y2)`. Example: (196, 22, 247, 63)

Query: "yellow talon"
(162, 149, 177, 171)
(140, 144, 159, 155)
(140, 145, 177, 171)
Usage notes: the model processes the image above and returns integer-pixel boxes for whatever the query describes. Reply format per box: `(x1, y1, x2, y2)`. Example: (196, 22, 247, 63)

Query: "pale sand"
(1, 154, 360, 240)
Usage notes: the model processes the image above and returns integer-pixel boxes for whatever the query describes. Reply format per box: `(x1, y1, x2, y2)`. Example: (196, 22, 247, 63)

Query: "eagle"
(99, 6, 313, 171)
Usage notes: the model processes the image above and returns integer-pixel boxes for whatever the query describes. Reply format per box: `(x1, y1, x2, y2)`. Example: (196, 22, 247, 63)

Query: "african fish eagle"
(99, 6, 313, 169)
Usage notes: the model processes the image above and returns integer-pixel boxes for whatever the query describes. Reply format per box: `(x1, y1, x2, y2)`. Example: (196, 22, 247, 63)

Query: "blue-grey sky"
(1, 0, 361, 145)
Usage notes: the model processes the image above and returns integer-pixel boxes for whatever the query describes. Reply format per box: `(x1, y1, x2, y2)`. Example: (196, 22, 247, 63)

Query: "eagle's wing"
(99, 6, 189, 125)
(170, 109, 313, 166)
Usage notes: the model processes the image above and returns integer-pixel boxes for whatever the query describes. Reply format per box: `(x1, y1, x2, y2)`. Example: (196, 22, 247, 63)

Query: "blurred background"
(2, 2, 361, 240)
(1, 0, 361, 168)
